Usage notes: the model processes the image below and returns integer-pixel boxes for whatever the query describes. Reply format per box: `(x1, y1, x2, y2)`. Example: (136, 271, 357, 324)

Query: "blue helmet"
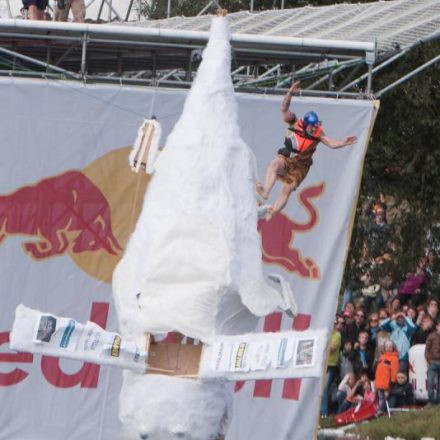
(303, 111, 320, 128)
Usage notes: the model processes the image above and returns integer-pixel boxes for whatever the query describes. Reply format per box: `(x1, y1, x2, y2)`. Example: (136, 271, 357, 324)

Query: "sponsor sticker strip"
(209, 333, 317, 374)
(14, 306, 147, 372)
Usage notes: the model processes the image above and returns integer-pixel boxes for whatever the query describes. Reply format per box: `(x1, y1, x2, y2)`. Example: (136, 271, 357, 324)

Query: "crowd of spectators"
(321, 195, 440, 418)
(321, 299, 440, 418)
(21, 0, 85, 22)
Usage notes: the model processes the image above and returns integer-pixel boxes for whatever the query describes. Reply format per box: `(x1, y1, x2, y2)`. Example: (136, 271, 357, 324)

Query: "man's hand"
(344, 136, 357, 146)
(289, 81, 301, 95)
(321, 134, 357, 149)
(282, 82, 299, 123)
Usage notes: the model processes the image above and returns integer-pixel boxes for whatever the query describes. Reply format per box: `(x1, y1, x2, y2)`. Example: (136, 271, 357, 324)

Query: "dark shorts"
(22, 0, 48, 10)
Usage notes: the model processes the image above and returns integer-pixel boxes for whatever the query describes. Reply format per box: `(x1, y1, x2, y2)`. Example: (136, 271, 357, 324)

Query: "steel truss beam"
(1, 17, 437, 98)
(1, 28, 435, 99)
(376, 54, 440, 98)
(0, 18, 376, 97)
(0, 46, 78, 77)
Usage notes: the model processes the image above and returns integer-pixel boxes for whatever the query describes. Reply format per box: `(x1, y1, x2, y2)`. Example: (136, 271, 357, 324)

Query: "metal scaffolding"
(0, 0, 438, 98)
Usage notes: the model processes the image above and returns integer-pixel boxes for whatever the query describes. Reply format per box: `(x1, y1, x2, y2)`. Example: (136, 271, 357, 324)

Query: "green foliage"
(353, 40, 440, 270)
(352, 406, 440, 440)
(320, 405, 440, 439)
(365, 42, 440, 209)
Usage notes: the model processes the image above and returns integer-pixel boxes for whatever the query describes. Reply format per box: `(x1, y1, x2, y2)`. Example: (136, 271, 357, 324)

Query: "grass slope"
(320, 406, 440, 440)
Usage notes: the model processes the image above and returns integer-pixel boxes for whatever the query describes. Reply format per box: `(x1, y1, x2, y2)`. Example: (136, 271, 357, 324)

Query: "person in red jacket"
(256, 81, 357, 220)
(374, 340, 399, 412)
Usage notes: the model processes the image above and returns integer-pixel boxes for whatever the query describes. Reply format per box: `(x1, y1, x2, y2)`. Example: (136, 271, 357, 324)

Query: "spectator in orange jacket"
(375, 340, 399, 412)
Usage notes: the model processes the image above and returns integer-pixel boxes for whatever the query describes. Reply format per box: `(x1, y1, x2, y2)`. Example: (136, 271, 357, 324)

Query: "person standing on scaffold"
(256, 81, 358, 220)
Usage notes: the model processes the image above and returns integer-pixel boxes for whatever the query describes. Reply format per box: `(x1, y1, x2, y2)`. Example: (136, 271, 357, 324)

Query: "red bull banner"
(0, 77, 378, 440)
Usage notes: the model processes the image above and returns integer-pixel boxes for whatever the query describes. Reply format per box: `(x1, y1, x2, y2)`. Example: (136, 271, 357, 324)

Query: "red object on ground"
(333, 402, 378, 427)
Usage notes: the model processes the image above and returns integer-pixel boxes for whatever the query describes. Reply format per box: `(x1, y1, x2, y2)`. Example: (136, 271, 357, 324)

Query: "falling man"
(256, 81, 357, 220)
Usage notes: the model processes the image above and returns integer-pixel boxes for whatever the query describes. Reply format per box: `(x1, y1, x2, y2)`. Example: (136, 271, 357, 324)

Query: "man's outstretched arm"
(281, 81, 300, 124)
(320, 134, 357, 149)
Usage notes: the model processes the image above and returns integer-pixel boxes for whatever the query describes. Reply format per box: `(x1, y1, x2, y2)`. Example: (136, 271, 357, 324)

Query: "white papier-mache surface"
(9, 304, 147, 373)
(113, 16, 285, 343)
(199, 329, 328, 380)
(119, 371, 233, 440)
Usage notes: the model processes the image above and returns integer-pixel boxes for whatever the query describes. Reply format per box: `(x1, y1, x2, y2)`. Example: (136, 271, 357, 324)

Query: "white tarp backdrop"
(0, 77, 377, 440)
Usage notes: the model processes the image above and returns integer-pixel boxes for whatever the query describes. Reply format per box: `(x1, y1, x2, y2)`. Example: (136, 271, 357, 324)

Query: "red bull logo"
(1, 147, 320, 283)
(0, 171, 121, 259)
(258, 183, 324, 279)
(0, 147, 149, 283)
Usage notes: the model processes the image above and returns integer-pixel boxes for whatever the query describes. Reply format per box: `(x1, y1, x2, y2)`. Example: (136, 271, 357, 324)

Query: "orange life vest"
(288, 120, 323, 153)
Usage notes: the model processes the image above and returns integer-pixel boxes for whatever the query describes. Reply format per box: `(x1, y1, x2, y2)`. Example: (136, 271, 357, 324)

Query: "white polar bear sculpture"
(113, 14, 296, 440)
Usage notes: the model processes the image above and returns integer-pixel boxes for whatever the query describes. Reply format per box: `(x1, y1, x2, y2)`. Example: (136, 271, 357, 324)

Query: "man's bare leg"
(266, 181, 297, 220)
(28, 5, 43, 20)
(256, 156, 285, 200)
